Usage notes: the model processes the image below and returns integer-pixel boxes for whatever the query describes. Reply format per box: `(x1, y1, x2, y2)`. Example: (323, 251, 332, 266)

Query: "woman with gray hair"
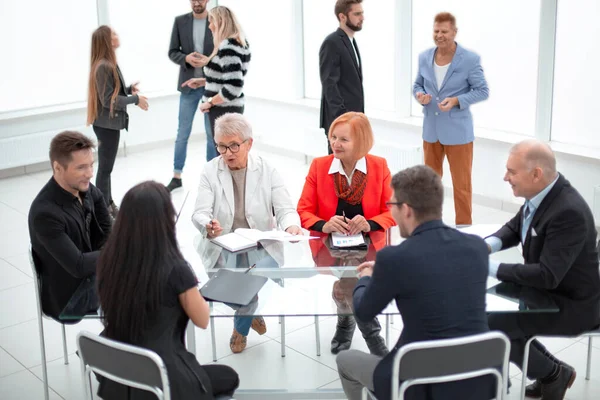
(192, 112, 302, 353)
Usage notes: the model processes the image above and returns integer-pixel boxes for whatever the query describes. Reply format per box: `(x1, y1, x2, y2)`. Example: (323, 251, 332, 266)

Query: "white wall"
(3, 0, 600, 219)
(4, 95, 600, 221)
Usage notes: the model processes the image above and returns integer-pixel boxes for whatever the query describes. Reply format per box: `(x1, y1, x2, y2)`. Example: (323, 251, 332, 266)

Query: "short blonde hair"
(328, 112, 374, 159)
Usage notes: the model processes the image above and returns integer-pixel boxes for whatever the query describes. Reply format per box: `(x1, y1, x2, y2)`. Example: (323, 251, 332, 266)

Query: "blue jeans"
(173, 88, 217, 173)
(230, 254, 280, 336)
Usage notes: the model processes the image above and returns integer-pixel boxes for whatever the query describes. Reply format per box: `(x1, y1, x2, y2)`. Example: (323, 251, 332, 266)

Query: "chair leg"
(280, 316, 286, 357)
(520, 337, 536, 400)
(586, 336, 593, 381)
(85, 370, 94, 400)
(315, 316, 321, 356)
(37, 314, 50, 400)
(61, 325, 69, 365)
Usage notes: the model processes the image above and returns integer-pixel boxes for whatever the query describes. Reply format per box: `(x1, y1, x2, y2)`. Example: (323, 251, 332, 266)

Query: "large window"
(108, 0, 196, 95)
(303, 0, 396, 112)
(219, 0, 301, 101)
(411, 0, 541, 136)
(0, 0, 97, 112)
(551, 0, 600, 147)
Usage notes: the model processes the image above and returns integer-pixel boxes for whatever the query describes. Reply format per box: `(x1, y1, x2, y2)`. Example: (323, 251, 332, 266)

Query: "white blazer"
(192, 153, 300, 268)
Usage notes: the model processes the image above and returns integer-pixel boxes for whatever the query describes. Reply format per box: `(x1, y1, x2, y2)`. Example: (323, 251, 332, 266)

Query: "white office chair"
(29, 248, 69, 400)
(77, 331, 234, 400)
(363, 331, 511, 400)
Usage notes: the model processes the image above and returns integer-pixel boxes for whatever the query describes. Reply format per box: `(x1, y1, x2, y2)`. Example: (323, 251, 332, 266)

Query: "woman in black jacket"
(96, 181, 239, 399)
(86, 26, 149, 218)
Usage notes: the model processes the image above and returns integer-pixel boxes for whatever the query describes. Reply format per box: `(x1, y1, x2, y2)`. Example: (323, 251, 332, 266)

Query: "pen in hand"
(343, 211, 348, 235)
(244, 263, 257, 274)
(210, 219, 215, 236)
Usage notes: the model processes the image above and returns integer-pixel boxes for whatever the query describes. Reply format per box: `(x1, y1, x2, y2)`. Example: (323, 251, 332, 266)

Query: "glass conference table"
(187, 228, 558, 400)
(62, 226, 559, 399)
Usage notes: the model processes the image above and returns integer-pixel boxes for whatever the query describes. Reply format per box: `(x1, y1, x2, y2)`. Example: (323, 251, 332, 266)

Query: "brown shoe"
(251, 317, 267, 335)
(230, 329, 247, 353)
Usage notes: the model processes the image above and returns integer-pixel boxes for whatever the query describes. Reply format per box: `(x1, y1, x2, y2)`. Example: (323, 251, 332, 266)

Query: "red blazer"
(297, 154, 396, 249)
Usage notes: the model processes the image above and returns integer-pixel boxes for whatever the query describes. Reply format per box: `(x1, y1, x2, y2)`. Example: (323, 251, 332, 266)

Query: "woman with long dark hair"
(87, 25, 149, 218)
(96, 181, 239, 399)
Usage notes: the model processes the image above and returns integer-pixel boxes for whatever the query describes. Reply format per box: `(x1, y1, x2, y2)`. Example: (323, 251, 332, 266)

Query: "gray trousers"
(336, 349, 382, 400)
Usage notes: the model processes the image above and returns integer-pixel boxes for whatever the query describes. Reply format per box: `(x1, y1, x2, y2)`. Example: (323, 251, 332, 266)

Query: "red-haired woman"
(297, 112, 395, 356)
(86, 25, 148, 218)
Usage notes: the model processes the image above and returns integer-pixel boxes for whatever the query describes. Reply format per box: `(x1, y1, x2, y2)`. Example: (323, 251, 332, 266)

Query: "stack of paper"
(211, 228, 315, 252)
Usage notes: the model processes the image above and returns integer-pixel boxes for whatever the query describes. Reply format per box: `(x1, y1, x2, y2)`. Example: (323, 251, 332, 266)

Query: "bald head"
(510, 139, 557, 180)
(505, 140, 558, 199)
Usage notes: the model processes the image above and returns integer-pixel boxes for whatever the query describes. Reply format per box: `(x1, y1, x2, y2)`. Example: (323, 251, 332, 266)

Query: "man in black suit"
(28, 131, 112, 322)
(486, 140, 600, 400)
(319, 0, 365, 154)
(166, 0, 215, 192)
(336, 165, 495, 400)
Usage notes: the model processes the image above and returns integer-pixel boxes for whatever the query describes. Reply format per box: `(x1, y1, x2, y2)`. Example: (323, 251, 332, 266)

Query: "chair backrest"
(76, 331, 171, 400)
(391, 331, 510, 400)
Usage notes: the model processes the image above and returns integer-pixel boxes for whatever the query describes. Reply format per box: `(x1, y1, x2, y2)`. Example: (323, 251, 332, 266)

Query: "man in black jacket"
(336, 165, 495, 400)
(319, 0, 365, 154)
(166, 0, 215, 191)
(486, 140, 600, 400)
(28, 131, 112, 322)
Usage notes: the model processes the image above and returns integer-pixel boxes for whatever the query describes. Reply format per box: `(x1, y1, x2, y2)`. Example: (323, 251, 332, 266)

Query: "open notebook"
(210, 228, 314, 252)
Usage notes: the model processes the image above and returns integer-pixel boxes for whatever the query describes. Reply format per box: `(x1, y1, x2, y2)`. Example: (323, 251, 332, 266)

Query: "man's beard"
(346, 20, 362, 32)
(193, 5, 206, 14)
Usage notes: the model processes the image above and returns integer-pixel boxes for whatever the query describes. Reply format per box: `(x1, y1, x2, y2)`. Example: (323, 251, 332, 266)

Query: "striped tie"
(523, 202, 531, 219)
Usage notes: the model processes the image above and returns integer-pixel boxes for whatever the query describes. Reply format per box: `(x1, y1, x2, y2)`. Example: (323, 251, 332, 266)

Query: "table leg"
(186, 320, 196, 356)
(386, 315, 390, 347)
(315, 316, 321, 356)
(280, 316, 286, 357)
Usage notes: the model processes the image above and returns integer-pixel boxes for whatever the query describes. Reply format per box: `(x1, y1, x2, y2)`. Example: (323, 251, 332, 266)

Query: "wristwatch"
(207, 97, 214, 105)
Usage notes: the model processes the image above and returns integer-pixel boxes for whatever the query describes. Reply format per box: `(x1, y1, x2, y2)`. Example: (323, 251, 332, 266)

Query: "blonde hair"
(328, 112, 374, 160)
(208, 6, 247, 58)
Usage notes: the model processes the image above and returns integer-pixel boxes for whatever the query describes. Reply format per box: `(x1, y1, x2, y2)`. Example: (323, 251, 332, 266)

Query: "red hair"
(328, 112, 374, 159)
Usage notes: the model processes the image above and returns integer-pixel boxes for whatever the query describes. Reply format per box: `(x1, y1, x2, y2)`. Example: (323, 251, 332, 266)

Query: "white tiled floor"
(0, 141, 598, 399)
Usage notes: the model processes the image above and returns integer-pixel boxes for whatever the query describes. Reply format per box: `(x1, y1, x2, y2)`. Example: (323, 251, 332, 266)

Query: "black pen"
(244, 263, 257, 274)
(343, 211, 347, 224)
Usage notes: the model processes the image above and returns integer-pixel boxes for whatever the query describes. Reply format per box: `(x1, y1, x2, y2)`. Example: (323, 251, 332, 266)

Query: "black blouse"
(310, 198, 382, 232)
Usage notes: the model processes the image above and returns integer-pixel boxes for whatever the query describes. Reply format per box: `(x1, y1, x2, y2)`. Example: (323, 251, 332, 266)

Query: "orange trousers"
(423, 141, 473, 225)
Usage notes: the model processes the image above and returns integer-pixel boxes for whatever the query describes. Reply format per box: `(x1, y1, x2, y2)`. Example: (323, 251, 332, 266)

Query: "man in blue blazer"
(336, 165, 495, 400)
(413, 12, 489, 226)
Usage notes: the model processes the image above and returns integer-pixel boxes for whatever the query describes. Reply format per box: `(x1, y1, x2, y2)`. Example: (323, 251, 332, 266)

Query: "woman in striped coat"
(182, 6, 251, 138)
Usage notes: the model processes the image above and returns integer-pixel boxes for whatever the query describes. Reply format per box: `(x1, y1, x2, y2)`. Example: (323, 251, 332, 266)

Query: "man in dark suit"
(29, 131, 112, 322)
(319, 0, 365, 154)
(486, 140, 600, 400)
(336, 165, 495, 400)
(166, 0, 215, 192)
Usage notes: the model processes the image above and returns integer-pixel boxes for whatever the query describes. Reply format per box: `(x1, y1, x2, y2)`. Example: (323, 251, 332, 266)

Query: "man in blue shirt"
(486, 140, 600, 400)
